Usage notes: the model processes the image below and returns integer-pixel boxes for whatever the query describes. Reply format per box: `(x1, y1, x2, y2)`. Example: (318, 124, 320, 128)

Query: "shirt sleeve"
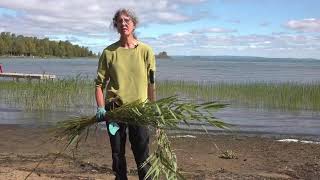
(146, 48, 156, 84)
(95, 50, 109, 88)
(147, 48, 156, 72)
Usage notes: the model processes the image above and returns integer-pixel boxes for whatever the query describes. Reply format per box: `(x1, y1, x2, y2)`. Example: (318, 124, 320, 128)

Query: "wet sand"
(0, 124, 319, 180)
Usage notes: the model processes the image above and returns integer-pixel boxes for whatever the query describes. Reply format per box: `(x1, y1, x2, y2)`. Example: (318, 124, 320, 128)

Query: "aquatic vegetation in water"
(0, 79, 319, 112)
(0, 78, 95, 111)
(157, 80, 320, 112)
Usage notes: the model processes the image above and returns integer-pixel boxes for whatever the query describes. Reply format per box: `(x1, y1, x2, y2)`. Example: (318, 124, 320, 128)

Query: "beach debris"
(49, 96, 228, 180)
(170, 135, 196, 139)
(277, 139, 320, 144)
(257, 172, 292, 179)
(219, 150, 237, 159)
(277, 139, 298, 143)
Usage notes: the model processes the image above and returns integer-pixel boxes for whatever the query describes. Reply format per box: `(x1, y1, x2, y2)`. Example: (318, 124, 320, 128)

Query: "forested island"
(0, 32, 96, 58)
(155, 51, 170, 59)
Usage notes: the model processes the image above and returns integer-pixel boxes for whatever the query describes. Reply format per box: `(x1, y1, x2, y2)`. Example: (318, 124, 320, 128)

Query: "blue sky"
(1, 0, 320, 58)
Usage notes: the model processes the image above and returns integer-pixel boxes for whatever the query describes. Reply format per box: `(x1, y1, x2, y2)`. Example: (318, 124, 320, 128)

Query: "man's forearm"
(95, 86, 105, 107)
(148, 84, 156, 102)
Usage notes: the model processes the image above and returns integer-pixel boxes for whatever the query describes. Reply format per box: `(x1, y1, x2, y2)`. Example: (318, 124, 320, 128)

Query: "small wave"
(170, 135, 196, 138)
(277, 139, 320, 144)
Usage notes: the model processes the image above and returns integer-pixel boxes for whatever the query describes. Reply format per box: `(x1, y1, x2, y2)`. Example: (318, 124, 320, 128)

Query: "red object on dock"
(0, 64, 3, 73)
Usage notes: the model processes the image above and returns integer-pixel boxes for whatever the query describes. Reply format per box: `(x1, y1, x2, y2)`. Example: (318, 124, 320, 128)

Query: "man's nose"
(120, 20, 127, 26)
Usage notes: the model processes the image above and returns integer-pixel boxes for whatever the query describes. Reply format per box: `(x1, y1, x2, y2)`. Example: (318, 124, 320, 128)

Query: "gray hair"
(112, 8, 138, 29)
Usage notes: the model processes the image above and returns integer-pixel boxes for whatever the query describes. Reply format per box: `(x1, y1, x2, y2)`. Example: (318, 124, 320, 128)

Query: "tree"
(15, 38, 26, 55)
(0, 38, 6, 55)
(0, 32, 97, 58)
(25, 38, 36, 56)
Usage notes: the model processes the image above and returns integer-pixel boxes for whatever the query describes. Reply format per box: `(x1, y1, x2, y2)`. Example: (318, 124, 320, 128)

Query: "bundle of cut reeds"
(51, 96, 228, 180)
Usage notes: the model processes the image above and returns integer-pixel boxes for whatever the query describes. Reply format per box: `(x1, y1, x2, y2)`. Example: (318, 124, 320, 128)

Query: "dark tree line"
(0, 32, 96, 58)
(156, 51, 169, 59)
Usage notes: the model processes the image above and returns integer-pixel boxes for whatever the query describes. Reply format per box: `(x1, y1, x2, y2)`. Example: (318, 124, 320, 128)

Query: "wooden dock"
(0, 72, 56, 80)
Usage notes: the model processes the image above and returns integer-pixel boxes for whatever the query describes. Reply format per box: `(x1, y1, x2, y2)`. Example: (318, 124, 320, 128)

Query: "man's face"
(116, 14, 135, 37)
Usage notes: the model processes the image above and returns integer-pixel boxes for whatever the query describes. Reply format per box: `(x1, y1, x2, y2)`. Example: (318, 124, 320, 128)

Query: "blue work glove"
(96, 107, 119, 135)
(96, 107, 106, 122)
(108, 122, 120, 136)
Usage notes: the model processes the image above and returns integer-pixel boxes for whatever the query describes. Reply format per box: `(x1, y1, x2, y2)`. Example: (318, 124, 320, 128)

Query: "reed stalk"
(50, 96, 228, 179)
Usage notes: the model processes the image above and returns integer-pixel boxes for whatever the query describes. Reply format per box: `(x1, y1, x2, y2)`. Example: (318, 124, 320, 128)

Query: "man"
(95, 9, 156, 180)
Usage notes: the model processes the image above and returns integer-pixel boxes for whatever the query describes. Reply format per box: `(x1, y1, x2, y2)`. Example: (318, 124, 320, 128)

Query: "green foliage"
(219, 150, 237, 159)
(143, 130, 183, 180)
(0, 32, 96, 58)
(51, 96, 228, 180)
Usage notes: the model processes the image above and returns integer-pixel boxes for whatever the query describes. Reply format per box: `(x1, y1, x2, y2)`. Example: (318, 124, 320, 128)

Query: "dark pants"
(106, 103, 151, 180)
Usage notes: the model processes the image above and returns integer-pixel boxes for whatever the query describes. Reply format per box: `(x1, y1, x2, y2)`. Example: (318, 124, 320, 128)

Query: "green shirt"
(95, 41, 156, 104)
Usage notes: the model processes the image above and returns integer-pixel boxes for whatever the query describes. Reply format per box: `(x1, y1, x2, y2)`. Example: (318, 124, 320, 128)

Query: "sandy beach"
(0, 124, 319, 180)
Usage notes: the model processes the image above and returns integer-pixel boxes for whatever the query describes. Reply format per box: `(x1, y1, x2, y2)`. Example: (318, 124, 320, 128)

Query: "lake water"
(1, 56, 320, 82)
(1, 57, 320, 139)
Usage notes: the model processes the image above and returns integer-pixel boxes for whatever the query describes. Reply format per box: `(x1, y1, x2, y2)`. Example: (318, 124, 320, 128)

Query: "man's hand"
(96, 107, 107, 122)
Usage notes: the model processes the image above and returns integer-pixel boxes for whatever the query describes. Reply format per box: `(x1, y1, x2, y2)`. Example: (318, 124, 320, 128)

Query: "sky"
(1, 0, 320, 59)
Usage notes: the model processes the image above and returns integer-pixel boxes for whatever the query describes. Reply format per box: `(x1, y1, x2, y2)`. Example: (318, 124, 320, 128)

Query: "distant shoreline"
(1, 55, 319, 61)
(155, 51, 170, 59)
(0, 55, 97, 59)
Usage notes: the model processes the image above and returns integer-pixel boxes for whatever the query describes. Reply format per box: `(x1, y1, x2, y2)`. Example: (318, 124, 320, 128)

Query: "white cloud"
(0, 0, 203, 36)
(191, 27, 237, 34)
(285, 18, 320, 32)
(1, 1, 320, 58)
(0, 0, 208, 52)
(142, 30, 320, 58)
(173, 0, 207, 3)
(154, 12, 190, 23)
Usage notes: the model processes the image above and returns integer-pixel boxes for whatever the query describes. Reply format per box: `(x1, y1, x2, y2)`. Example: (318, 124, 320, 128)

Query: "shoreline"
(9, 123, 320, 142)
(0, 56, 98, 59)
(166, 127, 320, 142)
(0, 124, 319, 179)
